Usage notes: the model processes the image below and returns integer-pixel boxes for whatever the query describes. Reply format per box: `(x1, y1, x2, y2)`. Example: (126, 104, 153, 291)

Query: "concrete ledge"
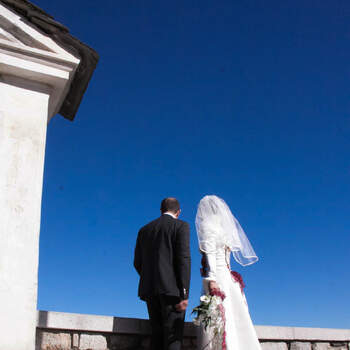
(37, 311, 151, 335)
(255, 325, 350, 341)
(37, 311, 350, 341)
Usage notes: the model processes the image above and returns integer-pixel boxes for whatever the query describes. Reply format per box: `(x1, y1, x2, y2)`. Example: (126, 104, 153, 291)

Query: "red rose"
(230, 271, 245, 293)
(210, 289, 226, 300)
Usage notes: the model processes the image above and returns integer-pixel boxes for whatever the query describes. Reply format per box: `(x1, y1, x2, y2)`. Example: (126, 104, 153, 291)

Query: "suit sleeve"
(174, 222, 191, 300)
(134, 230, 142, 275)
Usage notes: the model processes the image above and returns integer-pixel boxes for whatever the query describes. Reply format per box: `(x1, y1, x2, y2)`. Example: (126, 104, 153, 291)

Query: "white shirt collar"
(163, 212, 177, 219)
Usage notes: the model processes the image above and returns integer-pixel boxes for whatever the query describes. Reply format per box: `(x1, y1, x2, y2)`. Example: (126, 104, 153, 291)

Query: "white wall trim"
(0, 3, 81, 119)
(0, 3, 79, 62)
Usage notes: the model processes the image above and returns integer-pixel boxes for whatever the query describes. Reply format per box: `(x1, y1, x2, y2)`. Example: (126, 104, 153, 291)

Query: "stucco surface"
(0, 79, 49, 350)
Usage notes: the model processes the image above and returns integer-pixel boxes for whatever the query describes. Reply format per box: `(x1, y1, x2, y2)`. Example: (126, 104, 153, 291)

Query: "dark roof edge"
(1, 0, 99, 121)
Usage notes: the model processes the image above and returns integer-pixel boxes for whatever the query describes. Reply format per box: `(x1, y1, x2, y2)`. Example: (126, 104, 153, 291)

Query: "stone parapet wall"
(35, 311, 350, 350)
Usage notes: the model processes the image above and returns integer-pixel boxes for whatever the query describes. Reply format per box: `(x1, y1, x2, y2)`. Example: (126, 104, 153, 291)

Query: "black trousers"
(146, 295, 186, 350)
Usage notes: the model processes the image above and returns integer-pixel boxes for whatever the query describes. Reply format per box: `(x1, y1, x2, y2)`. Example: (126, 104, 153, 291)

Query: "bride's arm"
(201, 250, 220, 293)
(201, 251, 216, 282)
(199, 226, 221, 292)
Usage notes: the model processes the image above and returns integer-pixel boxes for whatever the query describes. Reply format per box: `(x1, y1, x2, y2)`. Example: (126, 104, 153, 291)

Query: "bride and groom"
(134, 196, 260, 350)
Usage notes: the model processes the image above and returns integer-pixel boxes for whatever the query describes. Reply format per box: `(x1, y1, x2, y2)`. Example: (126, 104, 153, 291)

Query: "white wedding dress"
(197, 244, 261, 350)
(195, 195, 261, 350)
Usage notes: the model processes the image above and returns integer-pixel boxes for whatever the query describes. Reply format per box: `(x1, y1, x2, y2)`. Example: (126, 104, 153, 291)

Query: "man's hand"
(175, 299, 188, 312)
(208, 281, 220, 294)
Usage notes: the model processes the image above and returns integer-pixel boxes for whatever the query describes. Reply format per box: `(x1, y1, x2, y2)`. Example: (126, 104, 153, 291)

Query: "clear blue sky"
(36, 0, 349, 328)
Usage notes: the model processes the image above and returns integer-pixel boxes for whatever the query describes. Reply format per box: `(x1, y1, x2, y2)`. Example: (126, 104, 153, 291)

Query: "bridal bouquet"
(192, 290, 226, 349)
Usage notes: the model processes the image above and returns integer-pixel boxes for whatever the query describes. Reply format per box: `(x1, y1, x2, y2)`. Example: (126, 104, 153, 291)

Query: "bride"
(195, 195, 261, 350)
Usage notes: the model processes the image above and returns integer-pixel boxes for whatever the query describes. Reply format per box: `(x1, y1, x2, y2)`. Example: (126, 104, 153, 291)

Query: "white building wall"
(0, 4, 81, 350)
(0, 78, 50, 350)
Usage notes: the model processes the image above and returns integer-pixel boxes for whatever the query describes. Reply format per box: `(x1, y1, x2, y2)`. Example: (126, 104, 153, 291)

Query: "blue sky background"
(36, 0, 349, 328)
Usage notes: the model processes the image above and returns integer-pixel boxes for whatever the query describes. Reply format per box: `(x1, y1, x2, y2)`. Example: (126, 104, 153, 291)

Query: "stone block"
(260, 342, 288, 350)
(313, 343, 330, 350)
(72, 333, 79, 348)
(313, 344, 331, 350)
(109, 334, 141, 350)
(79, 334, 107, 350)
(36, 331, 71, 350)
(291, 342, 312, 350)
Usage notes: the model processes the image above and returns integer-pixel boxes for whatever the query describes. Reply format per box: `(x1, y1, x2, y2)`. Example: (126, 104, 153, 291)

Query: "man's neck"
(163, 211, 177, 219)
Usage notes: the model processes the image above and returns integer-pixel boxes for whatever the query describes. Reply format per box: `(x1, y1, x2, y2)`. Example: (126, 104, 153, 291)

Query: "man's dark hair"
(160, 197, 180, 214)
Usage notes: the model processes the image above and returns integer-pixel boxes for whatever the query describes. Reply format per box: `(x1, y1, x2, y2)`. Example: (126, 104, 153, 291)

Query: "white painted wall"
(0, 78, 50, 350)
(0, 4, 81, 350)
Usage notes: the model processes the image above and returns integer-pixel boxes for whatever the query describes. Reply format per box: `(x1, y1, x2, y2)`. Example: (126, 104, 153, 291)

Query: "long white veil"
(195, 195, 258, 266)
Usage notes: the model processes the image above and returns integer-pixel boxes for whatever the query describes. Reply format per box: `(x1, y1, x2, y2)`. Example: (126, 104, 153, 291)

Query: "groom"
(134, 197, 191, 350)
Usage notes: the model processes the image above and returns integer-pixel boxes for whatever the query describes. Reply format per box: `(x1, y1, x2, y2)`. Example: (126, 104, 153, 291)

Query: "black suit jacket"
(134, 214, 191, 301)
